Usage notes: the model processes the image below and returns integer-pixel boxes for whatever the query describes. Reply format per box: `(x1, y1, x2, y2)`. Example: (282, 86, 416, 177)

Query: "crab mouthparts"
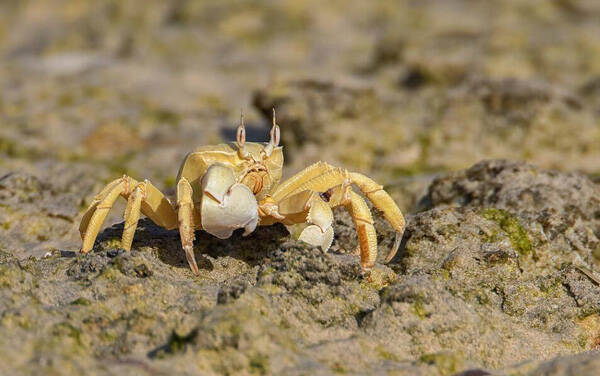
(242, 168, 268, 194)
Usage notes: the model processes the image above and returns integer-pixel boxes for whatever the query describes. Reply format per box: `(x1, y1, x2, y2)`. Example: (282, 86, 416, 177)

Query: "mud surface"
(1, 1, 600, 375)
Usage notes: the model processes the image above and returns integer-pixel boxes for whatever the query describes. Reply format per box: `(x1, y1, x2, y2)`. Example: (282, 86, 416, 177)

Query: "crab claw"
(297, 224, 334, 251)
(201, 164, 259, 239)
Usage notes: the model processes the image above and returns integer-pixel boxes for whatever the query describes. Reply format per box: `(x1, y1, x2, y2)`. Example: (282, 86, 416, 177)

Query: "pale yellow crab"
(79, 111, 406, 274)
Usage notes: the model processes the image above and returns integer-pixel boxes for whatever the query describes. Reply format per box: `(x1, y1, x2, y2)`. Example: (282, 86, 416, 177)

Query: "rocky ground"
(1, 160, 600, 375)
(1, 1, 600, 375)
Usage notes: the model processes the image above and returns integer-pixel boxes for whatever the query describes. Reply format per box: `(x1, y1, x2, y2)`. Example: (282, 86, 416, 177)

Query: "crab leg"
(177, 177, 198, 275)
(271, 162, 336, 202)
(277, 167, 405, 238)
(348, 172, 405, 262)
(345, 190, 377, 269)
(81, 178, 127, 253)
(270, 166, 406, 265)
(79, 177, 125, 241)
(348, 173, 405, 236)
(121, 183, 144, 252)
(275, 166, 348, 200)
(80, 176, 177, 253)
(273, 183, 378, 268)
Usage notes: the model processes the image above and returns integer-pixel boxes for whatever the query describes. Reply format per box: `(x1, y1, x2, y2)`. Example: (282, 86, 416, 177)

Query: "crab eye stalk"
(236, 112, 246, 145)
(270, 108, 280, 146)
(237, 111, 249, 158)
(265, 108, 280, 156)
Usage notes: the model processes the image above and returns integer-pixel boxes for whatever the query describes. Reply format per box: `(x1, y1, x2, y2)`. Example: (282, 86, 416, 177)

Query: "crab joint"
(258, 196, 284, 219)
(265, 108, 280, 156)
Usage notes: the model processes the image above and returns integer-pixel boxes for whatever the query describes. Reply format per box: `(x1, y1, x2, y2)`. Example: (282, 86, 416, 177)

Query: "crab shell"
(176, 142, 283, 238)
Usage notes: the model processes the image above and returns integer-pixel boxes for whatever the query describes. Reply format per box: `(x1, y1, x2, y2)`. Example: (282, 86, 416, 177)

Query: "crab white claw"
(296, 224, 335, 251)
(201, 164, 259, 239)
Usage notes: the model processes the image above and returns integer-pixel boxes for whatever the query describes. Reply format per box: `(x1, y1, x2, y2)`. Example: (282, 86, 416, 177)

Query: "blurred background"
(0, 0, 599, 256)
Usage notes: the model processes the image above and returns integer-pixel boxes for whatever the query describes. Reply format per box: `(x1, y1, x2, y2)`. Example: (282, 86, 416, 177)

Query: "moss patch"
(419, 351, 464, 376)
(70, 297, 91, 306)
(481, 208, 536, 260)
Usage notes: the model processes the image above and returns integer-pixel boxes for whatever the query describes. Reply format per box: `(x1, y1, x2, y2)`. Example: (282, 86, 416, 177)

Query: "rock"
(503, 351, 600, 376)
(420, 78, 599, 174)
(420, 159, 600, 267)
(1, 160, 600, 375)
(253, 76, 600, 183)
(0, 165, 104, 258)
(252, 79, 379, 157)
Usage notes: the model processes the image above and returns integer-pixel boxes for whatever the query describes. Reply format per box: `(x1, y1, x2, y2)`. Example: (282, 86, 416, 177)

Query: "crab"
(79, 111, 406, 274)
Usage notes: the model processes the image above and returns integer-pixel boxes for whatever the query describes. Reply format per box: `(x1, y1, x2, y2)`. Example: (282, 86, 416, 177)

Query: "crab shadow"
(96, 218, 290, 271)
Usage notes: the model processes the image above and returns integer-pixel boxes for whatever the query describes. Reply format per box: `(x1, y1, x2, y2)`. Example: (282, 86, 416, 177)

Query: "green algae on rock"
(481, 207, 534, 258)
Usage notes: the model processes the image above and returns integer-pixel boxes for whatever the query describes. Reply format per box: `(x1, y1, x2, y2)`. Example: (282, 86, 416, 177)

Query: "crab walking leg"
(271, 161, 335, 202)
(272, 167, 405, 263)
(279, 167, 349, 200)
(140, 180, 179, 230)
(80, 176, 178, 254)
(79, 177, 126, 239)
(81, 179, 128, 253)
(121, 183, 144, 252)
(348, 172, 406, 262)
(177, 177, 199, 275)
(344, 190, 378, 269)
(275, 168, 405, 237)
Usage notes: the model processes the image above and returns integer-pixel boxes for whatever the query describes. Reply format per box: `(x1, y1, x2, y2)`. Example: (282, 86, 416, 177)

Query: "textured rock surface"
(0, 164, 110, 258)
(253, 77, 600, 180)
(1, 160, 600, 375)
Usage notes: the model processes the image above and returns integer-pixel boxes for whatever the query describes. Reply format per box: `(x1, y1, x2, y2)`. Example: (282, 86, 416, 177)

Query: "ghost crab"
(79, 111, 406, 274)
